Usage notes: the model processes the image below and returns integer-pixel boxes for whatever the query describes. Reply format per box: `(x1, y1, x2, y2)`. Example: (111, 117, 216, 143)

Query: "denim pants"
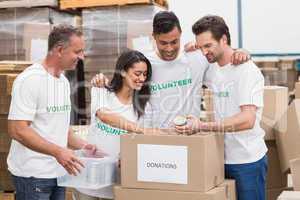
(12, 175, 65, 200)
(225, 155, 268, 200)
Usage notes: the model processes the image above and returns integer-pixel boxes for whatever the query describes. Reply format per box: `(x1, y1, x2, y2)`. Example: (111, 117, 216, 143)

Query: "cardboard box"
(275, 100, 300, 173)
(267, 187, 288, 200)
(0, 192, 15, 200)
(0, 170, 14, 191)
(290, 158, 300, 191)
(0, 74, 18, 96)
(0, 153, 8, 170)
(0, 132, 11, 153)
(0, 115, 8, 133)
(278, 191, 300, 200)
(295, 82, 300, 99)
(266, 141, 287, 189)
(218, 179, 236, 200)
(261, 86, 288, 140)
(114, 185, 227, 200)
(121, 133, 224, 192)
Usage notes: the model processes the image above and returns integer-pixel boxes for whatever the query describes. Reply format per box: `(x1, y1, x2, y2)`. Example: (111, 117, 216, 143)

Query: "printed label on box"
(137, 144, 188, 184)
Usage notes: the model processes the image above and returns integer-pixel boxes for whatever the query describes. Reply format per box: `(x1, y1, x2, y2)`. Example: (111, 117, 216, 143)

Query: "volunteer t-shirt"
(7, 63, 71, 178)
(139, 50, 209, 128)
(78, 87, 138, 199)
(204, 60, 267, 164)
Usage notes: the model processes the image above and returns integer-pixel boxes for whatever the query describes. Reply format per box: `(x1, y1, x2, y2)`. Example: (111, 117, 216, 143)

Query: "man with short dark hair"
(139, 11, 250, 128)
(176, 15, 267, 200)
(7, 24, 102, 200)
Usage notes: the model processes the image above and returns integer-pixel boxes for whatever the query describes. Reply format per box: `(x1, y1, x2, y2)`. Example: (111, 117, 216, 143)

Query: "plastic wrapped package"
(82, 4, 165, 119)
(0, 0, 57, 8)
(0, 7, 80, 62)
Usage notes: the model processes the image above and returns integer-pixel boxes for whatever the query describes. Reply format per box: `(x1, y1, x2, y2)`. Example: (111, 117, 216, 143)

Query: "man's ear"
(222, 34, 228, 45)
(53, 45, 64, 57)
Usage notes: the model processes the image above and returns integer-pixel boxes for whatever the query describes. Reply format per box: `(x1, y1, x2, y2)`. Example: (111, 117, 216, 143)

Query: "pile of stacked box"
(0, 61, 32, 192)
(254, 58, 299, 92)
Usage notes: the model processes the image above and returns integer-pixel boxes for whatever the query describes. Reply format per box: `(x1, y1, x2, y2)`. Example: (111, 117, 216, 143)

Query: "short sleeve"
(90, 87, 109, 116)
(8, 73, 39, 121)
(238, 63, 264, 108)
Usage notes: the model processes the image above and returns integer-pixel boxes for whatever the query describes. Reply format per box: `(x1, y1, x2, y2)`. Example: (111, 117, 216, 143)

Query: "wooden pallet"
(0, 61, 32, 74)
(59, 0, 167, 9)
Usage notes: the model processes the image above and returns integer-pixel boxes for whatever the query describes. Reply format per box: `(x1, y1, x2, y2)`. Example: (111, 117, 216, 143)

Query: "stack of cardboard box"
(81, 4, 164, 120)
(0, 7, 79, 62)
(255, 58, 298, 91)
(200, 88, 215, 122)
(115, 133, 236, 200)
(260, 86, 291, 200)
(0, 61, 32, 192)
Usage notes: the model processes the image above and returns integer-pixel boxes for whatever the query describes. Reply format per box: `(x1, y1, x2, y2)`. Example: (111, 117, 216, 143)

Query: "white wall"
(168, 0, 300, 55)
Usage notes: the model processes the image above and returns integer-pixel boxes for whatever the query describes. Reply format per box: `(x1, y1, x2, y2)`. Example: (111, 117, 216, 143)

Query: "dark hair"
(192, 15, 231, 45)
(107, 50, 152, 119)
(48, 24, 83, 51)
(153, 11, 182, 35)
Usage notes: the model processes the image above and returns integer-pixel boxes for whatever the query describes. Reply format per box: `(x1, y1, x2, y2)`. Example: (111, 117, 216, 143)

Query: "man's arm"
(97, 109, 161, 135)
(67, 128, 88, 150)
(175, 105, 257, 134)
(8, 120, 83, 175)
(201, 105, 257, 132)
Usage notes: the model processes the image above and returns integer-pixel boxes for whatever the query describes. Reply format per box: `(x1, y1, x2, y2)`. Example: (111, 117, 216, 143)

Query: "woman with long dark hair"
(74, 50, 158, 200)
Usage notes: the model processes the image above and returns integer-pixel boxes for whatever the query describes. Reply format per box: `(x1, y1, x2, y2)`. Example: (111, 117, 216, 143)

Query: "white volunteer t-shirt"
(204, 60, 267, 164)
(139, 50, 209, 128)
(7, 63, 71, 178)
(77, 87, 138, 199)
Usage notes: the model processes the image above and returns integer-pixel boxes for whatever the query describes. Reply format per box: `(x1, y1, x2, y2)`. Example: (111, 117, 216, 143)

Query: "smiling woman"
(74, 50, 159, 200)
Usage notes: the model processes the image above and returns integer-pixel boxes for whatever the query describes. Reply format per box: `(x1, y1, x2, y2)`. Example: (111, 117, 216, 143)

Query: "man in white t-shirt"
(176, 15, 267, 200)
(7, 25, 102, 200)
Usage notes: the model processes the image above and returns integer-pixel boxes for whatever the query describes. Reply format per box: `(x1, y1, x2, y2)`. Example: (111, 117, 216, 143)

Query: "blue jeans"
(12, 175, 65, 200)
(225, 155, 268, 200)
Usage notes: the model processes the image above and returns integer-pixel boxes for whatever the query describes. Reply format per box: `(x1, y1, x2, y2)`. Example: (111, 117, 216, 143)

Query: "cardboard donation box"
(114, 185, 227, 200)
(277, 191, 300, 200)
(219, 179, 237, 200)
(266, 141, 287, 189)
(275, 99, 300, 173)
(120, 133, 224, 192)
(290, 158, 300, 191)
(261, 86, 288, 140)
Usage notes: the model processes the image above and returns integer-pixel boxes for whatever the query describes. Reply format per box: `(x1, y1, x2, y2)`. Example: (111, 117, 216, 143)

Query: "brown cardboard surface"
(261, 86, 288, 140)
(0, 133, 11, 153)
(218, 179, 236, 200)
(266, 141, 287, 189)
(290, 158, 300, 191)
(275, 100, 300, 173)
(0, 192, 15, 200)
(0, 170, 14, 191)
(121, 133, 224, 192)
(277, 191, 300, 200)
(295, 82, 300, 99)
(0, 74, 18, 95)
(0, 115, 8, 133)
(267, 187, 287, 200)
(114, 185, 227, 200)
